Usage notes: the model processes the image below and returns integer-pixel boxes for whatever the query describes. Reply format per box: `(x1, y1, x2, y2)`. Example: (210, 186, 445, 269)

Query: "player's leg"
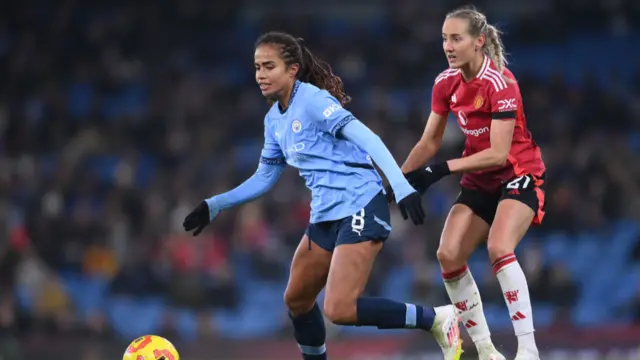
(322, 193, 462, 360)
(437, 189, 505, 360)
(487, 175, 546, 359)
(284, 230, 333, 360)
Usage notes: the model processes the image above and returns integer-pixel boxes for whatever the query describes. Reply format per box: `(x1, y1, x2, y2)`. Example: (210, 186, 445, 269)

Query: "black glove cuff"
(427, 162, 451, 177)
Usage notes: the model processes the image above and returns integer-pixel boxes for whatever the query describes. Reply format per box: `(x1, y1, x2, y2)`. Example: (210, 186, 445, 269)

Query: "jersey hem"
(308, 187, 381, 224)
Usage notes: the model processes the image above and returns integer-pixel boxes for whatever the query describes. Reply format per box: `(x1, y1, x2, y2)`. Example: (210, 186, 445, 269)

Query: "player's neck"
(277, 81, 296, 112)
(460, 54, 485, 82)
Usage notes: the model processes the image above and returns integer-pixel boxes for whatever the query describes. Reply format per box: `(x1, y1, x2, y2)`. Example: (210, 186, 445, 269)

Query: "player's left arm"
(306, 93, 415, 202)
(446, 85, 518, 173)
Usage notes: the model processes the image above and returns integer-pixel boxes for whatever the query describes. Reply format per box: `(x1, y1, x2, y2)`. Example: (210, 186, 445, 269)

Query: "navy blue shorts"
(305, 192, 392, 252)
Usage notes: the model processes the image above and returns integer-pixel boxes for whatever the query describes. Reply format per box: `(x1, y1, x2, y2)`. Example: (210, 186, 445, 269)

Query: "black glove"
(405, 162, 451, 195)
(183, 201, 212, 236)
(397, 192, 425, 225)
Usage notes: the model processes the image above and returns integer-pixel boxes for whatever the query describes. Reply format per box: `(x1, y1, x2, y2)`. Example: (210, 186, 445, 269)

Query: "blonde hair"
(446, 7, 508, 73)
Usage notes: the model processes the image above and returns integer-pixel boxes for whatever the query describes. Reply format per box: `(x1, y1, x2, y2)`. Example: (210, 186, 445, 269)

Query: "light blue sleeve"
(206, 163, 284, 214)
(260, 118, 286, 163)
(305, 91, 356, 136)
(205, 123, 285, 217)
(340, 119, 416, 202)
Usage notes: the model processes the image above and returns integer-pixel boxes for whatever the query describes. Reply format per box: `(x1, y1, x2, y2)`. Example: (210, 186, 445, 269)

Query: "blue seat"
(573, 299, 609, 328)
(107, 297, 166, 338)
(213, 303, 284, 339)
(175, 308, 198, 341)
(379, 266, 413, 300)
(542, 233, 570, 264)
(14, 285, 34, 311)
(61, 273, 109, 319)
(533, 303, 556, 329)
(566, 235, 601, 281)
(483, 303, 511, 331)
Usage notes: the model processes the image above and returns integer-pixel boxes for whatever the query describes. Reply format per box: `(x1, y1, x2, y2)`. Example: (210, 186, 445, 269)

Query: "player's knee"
(323, 296, 356, 325)
(284, 288, 316, 317)
(486, 236, 515, 263)
(436, 244, 466, 270)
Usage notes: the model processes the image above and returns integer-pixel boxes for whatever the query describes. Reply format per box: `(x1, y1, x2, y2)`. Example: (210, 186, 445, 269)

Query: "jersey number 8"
(351, 209, 366, 236)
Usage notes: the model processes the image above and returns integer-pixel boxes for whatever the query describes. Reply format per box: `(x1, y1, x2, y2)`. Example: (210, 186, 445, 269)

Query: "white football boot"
(431, 305, 463, 360)
(477, 342, 507, 360)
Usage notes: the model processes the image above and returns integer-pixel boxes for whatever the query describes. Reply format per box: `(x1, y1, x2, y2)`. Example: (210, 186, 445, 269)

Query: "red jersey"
(432, 56, 545, 193)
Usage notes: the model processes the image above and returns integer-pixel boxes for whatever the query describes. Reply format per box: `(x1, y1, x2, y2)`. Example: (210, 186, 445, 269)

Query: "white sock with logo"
(442, 265, 492, 346)
(493, 253, 538, 353)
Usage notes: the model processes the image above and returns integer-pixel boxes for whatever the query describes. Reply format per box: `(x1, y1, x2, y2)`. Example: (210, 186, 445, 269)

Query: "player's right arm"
(400, 77, 450, 173)
(206, 124, 286, 214)
(183, 121, 286, 236)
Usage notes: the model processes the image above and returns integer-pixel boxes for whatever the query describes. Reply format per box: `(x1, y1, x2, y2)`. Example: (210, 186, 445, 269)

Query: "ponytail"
(296, 38, 352, 106)
(483, 24, 508, 73)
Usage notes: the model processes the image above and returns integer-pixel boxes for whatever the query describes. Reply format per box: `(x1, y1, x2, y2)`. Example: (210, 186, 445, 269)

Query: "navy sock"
(289, 302, 327, 360)
(356, 297, 436, 330)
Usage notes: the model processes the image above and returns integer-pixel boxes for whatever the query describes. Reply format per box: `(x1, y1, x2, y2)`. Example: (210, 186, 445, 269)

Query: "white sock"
(442, 265, 492, 347)
(493, 253, 538, 352)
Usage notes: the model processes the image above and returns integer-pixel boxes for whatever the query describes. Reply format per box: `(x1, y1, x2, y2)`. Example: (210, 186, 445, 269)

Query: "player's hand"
(405, 162, 451, 195)
(183, 201, 219, 236)
(397, 192, 425, 225)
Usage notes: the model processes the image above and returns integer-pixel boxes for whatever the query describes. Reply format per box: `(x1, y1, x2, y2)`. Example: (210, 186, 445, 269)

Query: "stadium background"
(1, 0, 639, 359)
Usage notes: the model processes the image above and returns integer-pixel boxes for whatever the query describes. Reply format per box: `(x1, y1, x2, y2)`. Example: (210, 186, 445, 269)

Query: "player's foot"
(477, 342, 506, 360)
(514, 348, 540, 360)
(431, 305, 463, 360)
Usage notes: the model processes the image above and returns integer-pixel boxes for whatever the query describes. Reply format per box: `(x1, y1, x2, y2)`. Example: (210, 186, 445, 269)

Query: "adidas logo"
(425, 167, 432, 172)
(464, 320, 477, 328)
(511, 311, 527, 321)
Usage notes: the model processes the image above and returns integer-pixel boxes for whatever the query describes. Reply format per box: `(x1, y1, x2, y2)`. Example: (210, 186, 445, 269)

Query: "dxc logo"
(497, 98, 516, 111)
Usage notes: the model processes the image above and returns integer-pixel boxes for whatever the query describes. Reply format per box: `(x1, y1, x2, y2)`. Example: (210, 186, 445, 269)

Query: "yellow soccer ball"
(123, 335, 180, 360)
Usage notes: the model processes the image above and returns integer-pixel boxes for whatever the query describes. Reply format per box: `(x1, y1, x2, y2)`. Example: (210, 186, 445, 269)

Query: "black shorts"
(454, 173, 546, 226)
(305, 192, 391, 252)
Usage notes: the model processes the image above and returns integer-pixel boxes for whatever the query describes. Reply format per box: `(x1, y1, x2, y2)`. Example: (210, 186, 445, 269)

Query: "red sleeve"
(431, 78, 450, 116)
(489, 78, 519, 120)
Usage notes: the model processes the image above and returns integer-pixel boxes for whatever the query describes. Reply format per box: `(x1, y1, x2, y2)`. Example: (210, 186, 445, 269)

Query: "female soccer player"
(183, 32, 462, 360)
(398, 7, 545, 360)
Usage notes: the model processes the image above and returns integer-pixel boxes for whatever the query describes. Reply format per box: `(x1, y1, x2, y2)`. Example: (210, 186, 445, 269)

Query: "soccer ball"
(123, 335, 180, 360)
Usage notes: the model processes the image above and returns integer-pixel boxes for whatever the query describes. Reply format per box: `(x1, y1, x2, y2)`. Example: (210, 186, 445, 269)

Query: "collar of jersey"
(278, 80, 301, 114)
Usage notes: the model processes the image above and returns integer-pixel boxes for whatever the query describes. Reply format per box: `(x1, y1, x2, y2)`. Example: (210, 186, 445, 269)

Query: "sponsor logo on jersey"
(457, 110, 489, 137)
(497, 98, 517, 111)
(457, 111, 468, 126)
(461, 127, 489, 137)
(285, 142, 306, 162)
(322, 104, 342, 117)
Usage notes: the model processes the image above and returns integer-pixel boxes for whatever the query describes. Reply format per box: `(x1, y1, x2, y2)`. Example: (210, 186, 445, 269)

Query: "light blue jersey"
(206, 80, 415, 226)
(261, 81, 383, 223)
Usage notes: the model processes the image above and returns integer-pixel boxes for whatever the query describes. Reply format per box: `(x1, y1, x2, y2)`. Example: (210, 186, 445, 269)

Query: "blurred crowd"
(1, 0, 640, 349)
